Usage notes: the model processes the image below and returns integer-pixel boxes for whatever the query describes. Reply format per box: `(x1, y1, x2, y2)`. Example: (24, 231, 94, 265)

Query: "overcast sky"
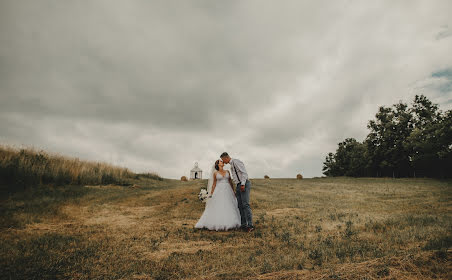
(1, 1, 451, 179)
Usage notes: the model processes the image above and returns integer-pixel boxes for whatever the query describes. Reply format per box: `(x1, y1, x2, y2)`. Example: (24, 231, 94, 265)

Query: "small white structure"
(190, 162, 202, 180)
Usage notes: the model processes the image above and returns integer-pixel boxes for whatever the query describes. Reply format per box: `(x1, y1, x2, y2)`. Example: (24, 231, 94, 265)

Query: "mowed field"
(1, 177, 451, 279)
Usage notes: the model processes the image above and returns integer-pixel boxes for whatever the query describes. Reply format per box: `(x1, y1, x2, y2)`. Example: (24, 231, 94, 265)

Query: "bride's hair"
(215, 160, 220, 171)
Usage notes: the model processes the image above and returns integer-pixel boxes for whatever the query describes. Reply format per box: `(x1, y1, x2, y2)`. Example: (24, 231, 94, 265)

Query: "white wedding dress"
(195, 171, 241, 231)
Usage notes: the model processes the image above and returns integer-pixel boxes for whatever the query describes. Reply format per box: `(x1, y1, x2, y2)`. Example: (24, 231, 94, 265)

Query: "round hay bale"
(296, 174, 303, 180)
(264, 175, 270, 179)
(181, 176, 188, 181)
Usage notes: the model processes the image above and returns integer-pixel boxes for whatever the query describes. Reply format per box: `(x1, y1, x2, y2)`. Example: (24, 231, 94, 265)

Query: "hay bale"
(296, 174, 303, 180)
(264, 175, 270, 179)
(181, 176, 188, 181)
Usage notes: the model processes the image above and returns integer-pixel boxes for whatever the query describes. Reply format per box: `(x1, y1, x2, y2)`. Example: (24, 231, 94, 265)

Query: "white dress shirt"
(230, 158, 248, 186)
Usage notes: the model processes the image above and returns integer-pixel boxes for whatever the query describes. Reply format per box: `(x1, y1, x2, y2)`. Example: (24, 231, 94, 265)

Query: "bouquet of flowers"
(198, 188, 208, 202)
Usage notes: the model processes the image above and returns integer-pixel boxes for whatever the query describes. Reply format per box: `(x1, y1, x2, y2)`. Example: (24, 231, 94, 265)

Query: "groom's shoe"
(247, 226, 255, 233)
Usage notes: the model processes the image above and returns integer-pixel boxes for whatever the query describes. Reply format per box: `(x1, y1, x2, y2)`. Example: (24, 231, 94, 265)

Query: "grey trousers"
(235, 179, 253, 227)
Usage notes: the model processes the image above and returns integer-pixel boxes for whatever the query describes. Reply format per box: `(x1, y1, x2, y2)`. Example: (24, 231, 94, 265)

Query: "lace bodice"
(215, 171, 230, 183)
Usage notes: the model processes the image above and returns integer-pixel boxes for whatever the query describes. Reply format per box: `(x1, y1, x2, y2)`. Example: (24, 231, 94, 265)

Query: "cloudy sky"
(1, 1, 451, 179)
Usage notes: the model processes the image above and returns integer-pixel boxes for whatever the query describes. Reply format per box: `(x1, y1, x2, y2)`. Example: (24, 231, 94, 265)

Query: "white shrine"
(190, 162, 202, 180)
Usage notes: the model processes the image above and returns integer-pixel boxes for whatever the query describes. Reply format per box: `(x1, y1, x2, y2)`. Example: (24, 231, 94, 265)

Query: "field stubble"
(0, 177, 451, 279)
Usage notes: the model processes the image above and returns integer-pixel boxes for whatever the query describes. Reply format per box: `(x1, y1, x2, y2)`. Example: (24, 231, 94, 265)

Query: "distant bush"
(296, 174, 303, 180)
(0, 145, 156, 188)
(264, 175, 270, 179)
(180, 176, 188, 181)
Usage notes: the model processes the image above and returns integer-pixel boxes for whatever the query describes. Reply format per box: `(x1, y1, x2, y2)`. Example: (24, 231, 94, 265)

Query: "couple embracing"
(195, 152, 254, 232)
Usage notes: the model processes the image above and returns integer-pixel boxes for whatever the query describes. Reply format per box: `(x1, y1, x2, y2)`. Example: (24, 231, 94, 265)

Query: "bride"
(195, 159, 241, 231)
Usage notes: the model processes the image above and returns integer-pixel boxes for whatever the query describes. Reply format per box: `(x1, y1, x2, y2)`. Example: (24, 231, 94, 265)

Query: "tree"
(322, 152, 337, 177)
(322, 138, 369, 177)
(436, 110, 452, 177)
(407, 95, 442, 177)
(365, 106, 396, 177)
(323, 94, 450, 178)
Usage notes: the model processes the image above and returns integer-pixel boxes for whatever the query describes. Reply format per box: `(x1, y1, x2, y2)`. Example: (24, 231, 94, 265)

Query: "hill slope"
(0, 145, 161, 189)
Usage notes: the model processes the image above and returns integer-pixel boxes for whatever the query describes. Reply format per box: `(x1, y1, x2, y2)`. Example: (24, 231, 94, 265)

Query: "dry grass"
(0, 177, 451, 279)
(0, 145, 161, 189)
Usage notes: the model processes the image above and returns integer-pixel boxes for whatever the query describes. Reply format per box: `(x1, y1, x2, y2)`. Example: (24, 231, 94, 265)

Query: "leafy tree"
(322, 138, 368, 177)
(323, 95, 450, 178)
(407, 95, 443, 177)
(436, 110, 452, 177)
(322, 152, 338, 177)
(365, 106, 398, 177)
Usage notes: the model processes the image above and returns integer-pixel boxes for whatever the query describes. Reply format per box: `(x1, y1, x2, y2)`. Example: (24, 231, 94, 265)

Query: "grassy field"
(0, 177, 451, 279)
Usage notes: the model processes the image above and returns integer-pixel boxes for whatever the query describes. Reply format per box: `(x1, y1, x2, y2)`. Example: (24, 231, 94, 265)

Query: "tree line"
(323, 95, 452, 178)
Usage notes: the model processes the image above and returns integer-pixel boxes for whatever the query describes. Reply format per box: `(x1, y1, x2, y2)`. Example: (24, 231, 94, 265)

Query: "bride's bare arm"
(210, 172, 217, 196)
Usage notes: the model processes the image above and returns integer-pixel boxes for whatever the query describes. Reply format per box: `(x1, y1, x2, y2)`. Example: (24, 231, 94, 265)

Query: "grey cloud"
(1, 0, 452, 178)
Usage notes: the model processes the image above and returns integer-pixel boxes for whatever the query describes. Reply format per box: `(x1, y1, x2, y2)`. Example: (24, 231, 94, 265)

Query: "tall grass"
(0, 145, 160, 188)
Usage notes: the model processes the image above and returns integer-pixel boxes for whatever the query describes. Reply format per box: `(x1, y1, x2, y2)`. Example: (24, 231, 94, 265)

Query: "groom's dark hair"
(220, 152, 229, 158)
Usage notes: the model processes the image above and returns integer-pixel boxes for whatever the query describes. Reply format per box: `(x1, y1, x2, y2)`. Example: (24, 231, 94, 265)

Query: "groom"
(220, 152, 254, 232)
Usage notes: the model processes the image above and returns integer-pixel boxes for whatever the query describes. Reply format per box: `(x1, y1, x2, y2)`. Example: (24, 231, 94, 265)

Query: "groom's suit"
(230, 158, 253, 228)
